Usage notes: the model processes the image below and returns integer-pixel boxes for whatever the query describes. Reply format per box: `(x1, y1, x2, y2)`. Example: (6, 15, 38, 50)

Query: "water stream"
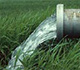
(6, 14, 57, 70)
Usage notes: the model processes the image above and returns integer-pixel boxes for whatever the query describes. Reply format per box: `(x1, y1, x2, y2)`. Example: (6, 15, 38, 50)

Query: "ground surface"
(0, 0, 80, 70)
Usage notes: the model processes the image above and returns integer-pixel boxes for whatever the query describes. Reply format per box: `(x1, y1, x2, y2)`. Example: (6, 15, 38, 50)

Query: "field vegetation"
(0, 0, 80, 70)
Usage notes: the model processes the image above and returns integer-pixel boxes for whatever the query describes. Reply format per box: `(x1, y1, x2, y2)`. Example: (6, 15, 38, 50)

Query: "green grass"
(0, 9, 54, 68)
(21, 39, 80, 70)
(0, 0, 80, 70)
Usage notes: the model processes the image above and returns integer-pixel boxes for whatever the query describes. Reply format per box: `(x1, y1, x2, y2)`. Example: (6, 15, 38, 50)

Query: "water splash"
(6, 14, 57, 70)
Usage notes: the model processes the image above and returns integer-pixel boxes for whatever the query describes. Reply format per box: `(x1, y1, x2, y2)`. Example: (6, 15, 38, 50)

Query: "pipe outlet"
(57, 4, 80, 40)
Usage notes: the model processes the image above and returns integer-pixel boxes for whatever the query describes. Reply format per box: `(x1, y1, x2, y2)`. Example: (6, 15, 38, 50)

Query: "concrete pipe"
(56, 4, 80, 40)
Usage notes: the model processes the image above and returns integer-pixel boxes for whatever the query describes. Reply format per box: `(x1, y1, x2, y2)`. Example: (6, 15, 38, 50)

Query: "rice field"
(0, 0, 80, 70)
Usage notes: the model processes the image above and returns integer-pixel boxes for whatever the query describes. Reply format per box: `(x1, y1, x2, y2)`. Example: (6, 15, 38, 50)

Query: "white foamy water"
(6, 14, 57, 70)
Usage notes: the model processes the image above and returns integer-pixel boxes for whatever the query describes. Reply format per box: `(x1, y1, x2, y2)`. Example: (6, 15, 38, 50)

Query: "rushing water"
(6, 14, 57, 70)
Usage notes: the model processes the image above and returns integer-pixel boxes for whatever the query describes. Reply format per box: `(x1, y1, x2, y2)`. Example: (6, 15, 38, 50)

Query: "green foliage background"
(0, 0, 80, 70)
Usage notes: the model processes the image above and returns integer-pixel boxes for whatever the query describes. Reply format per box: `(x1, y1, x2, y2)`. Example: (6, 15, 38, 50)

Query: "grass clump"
(20, 39, 80, 70)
